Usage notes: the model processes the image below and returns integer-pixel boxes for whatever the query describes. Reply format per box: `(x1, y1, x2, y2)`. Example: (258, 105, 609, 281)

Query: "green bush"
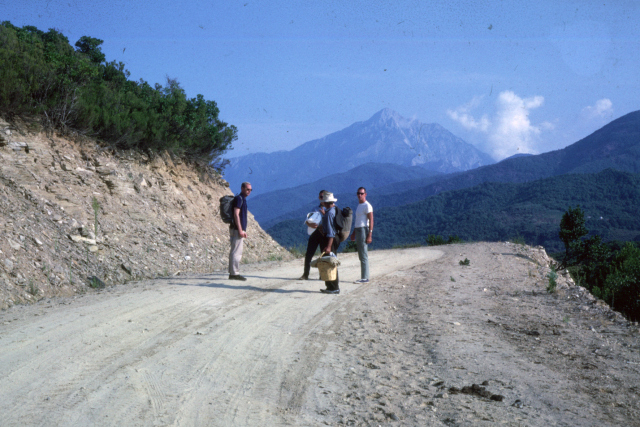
(343, 241, 358, 253)
(0, 21, 236, 169)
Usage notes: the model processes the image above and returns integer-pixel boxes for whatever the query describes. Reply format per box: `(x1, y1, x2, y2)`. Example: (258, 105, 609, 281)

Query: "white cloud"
(448, 91, 549, 160)
(446, 96, 490, 132)
(582, 99, 613, 119)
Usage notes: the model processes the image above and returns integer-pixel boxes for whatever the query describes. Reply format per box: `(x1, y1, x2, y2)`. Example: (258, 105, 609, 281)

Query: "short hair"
(319, 189, 327, 197)
(241, 181, 251, 189)
(358, 186, 367, 193)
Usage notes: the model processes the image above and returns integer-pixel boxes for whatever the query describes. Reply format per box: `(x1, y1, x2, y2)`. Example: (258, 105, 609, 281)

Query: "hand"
(366, 235, 372, 244)
(350, 232, 355, 241)
(323, 247, 331, 254)
(240, 231, 247, 238)
(306, 222, 318, 229)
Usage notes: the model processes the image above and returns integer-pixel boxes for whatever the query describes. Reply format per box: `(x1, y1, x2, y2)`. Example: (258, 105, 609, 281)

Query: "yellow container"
(317, 262, 337, 281)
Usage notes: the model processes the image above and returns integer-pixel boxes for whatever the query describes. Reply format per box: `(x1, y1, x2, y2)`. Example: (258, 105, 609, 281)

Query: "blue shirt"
(233, 194, 248, 231)
(322, 206, 337, 238)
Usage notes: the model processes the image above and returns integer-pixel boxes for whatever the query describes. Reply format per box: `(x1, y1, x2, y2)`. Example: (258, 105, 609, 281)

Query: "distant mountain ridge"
(265, 109, 640, 250)
(223, 109, 494, 196)
(249, 163, 441, 227)
(351, 109, 640, 212)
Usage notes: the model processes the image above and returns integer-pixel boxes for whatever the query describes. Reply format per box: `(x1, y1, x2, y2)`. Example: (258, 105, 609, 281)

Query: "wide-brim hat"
(322, 192, 338, 203)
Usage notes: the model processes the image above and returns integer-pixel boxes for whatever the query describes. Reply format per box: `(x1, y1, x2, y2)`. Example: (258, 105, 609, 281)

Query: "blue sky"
(3, 0, 639, 160)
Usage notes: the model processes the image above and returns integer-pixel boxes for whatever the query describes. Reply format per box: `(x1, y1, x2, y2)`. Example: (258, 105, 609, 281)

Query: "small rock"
(89, 245, 99, 253)
(3, 259, 14, 270)
(184, 256, 191, 261)
(8, 239, 21, 250)
(34, 237, 44, 246)
(121, 263, 132, 275)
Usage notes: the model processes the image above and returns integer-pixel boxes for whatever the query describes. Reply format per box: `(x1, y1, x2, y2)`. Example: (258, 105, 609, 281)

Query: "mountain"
(266, 110, 640, 250)
(267, 169, 640, 252)
(338, 109, 640, 213)
(249, 163, 442, 227)
(223, 109, 494, 196)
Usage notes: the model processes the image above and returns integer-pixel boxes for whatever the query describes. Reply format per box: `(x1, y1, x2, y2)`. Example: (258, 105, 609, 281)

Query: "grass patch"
(459, 258, 470, 266)
(392, 242, 422, 249)
(547, 267, 558, 293)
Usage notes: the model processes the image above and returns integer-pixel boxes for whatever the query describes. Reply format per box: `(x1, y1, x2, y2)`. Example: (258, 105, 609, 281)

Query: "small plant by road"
(547, 267, 558, 293)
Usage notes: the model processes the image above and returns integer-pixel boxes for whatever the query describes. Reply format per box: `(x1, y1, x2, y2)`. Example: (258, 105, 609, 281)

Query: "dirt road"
(1, 243, 639, 426)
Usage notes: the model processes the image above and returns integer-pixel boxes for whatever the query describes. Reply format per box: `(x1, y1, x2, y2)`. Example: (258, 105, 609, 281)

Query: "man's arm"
(234, 207, 247, 238)
(366, 211, 373, 244)
(323, 237, 334, 254)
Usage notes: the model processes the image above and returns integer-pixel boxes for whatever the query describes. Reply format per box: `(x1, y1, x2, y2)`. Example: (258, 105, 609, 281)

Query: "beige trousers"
(228, 228, 244, 275)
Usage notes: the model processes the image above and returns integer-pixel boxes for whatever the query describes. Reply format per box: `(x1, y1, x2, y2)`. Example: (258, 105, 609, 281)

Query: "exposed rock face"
(0, 119, 290, 309)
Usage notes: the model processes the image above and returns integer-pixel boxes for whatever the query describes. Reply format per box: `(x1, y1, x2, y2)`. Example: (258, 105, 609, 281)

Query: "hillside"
(0, 118, 290, 309)
(223, 109, 493, 196)
(250, 163, 441, 227)
(267, 169, 640, 252)
(361, 109, 640, 211)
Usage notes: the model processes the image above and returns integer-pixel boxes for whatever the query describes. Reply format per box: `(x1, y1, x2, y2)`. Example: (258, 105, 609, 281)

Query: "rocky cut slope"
(0, 118, 290, 309)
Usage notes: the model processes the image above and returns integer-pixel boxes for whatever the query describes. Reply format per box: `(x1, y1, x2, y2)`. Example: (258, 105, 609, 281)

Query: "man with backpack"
(228, 182, 252, 281)
(319, 192, 341, 294)
(299, 190, 327, 280)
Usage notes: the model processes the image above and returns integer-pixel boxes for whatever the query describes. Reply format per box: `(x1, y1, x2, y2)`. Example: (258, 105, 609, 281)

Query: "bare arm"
(234, 207, 247, 238)
(323, 237, 334, 254)
(366, 211, 374, 244)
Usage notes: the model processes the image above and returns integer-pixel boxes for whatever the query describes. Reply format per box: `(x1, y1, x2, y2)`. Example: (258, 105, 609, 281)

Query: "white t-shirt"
(354, 201, 373, 228)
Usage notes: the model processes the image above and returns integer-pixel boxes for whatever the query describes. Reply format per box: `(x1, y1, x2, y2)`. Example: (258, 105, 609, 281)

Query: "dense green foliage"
(560, 207, 640, 321)
(426, 234, 463, 246)
(0, 21, 236, 167)
(559, 206, 589, 264)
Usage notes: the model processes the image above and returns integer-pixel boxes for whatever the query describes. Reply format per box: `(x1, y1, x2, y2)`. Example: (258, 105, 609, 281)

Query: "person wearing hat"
(299, 190, 327, 280)
(319, 191, 340, 294)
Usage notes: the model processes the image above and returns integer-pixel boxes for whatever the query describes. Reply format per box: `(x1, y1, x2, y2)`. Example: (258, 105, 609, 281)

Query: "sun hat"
(321, 192, 338, 203)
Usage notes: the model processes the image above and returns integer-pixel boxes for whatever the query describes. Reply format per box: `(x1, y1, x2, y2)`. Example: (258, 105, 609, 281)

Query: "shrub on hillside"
(0, 21, 236, 169)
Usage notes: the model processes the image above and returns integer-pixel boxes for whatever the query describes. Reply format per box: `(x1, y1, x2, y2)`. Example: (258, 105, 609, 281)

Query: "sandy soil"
(1, 242, 639, 426)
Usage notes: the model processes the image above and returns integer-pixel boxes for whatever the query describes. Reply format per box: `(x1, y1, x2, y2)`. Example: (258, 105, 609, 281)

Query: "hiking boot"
(354, 279, 369, 283)
(298, 274, 309, 280)
(229, 274, 247, 281)
(320, 288, 340, 294)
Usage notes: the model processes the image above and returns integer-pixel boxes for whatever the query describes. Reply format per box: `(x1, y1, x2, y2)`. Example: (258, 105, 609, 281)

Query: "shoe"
(298, 274, 309, 280)
(320, 288, 340, 294)
(354, 279, 369, 283)
(229, 274, 247, 281)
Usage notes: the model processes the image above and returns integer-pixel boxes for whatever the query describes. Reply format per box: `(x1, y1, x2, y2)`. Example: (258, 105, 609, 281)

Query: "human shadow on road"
(166, 279, 318, 294)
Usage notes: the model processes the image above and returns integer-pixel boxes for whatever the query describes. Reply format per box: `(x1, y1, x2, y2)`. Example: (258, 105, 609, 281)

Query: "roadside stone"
(8, 239, 21, 250)
(3, 259, 14, 271)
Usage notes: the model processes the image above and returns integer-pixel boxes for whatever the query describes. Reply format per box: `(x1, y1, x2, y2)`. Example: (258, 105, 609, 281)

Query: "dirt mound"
(0, 118, 290, 309)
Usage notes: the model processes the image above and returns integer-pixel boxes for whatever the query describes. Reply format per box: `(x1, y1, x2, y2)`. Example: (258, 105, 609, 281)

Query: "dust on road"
(1, 243, 639, 426)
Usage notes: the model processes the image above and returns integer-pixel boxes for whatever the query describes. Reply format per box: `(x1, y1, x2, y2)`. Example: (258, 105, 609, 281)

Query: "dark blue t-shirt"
(233, 194, 248, 231)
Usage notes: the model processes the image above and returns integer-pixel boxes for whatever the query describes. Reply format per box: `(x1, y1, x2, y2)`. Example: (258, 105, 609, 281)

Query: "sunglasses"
(357, 192, 365, 195)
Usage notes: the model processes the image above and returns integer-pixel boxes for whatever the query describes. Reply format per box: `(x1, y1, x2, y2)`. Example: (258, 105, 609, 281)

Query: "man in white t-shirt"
(350, 187, 373, 283)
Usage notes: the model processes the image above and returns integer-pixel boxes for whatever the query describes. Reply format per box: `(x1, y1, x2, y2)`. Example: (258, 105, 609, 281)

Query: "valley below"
(1, 242, 639, 426)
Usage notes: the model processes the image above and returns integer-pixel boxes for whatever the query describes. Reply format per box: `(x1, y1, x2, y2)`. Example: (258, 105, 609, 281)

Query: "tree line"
(559, 206, 640, 321)
(0, 21, 236, 168)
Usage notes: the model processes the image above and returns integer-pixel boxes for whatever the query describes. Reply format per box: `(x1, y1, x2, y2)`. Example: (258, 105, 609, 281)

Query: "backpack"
(334, 206, 352, 243)
(219, 195, 235, 224)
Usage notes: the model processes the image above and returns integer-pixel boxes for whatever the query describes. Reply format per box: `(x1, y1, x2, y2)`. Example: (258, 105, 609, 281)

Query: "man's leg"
(355, 227, 370, 280)
(328, 237, 340, 290)
(303, 229, 321, 278)
(228, 228, 244, 276)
